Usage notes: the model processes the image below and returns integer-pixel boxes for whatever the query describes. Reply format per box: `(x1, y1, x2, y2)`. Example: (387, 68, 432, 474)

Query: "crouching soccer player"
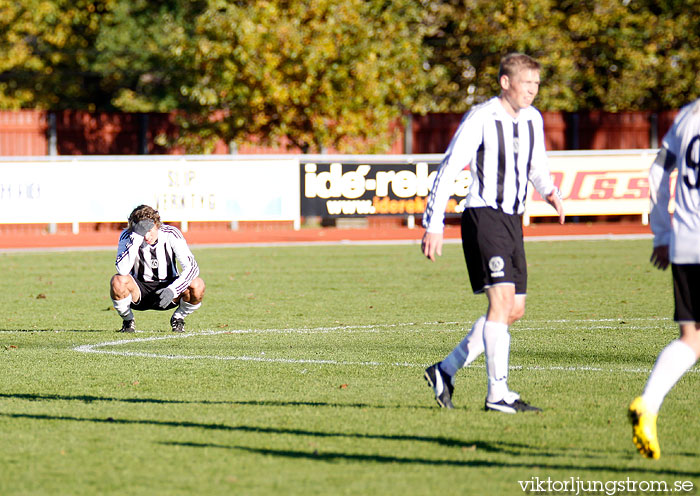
(110, 204, 205, 333)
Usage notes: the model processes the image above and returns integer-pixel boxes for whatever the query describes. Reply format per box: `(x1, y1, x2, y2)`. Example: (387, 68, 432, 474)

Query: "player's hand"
(156, 287, 175, 308)
(133, 219, 155, 237)
(546, 188, 565, 225)
(421, 231, 443, 262)
(650, 245, 670, 270)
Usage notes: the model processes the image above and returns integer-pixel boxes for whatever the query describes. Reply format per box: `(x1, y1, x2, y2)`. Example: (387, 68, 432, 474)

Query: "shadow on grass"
(0, 392, 231, 405)
(0, 392, 435, 409)
(0, 411, 476, 449)
(2, 411, 698, 476)
(160, 441, 700, 477)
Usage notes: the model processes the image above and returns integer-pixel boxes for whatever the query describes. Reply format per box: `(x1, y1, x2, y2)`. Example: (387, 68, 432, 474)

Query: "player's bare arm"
(545, 189, 565, 225)
(421, 231, 443, 261)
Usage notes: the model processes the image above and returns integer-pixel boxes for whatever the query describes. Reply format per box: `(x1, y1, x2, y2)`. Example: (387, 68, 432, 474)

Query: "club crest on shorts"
(489, 256, 505, 278)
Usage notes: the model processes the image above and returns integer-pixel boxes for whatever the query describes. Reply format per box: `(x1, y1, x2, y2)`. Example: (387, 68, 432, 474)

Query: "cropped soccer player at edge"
(421, 53, 565, 413)
(629, 98, 700, 459)
(110, 204, 205, 333)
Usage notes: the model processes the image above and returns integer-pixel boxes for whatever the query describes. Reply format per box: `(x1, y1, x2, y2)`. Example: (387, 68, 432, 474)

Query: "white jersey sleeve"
(422, 109, 482, 233)
(651, 98, 700, 263)
(164, 226, 200, 296)
(115, 230, 144, 276)
(649, 147, 674, 248)
(526, 110, 557, 200)
(423, 100, 557, 233)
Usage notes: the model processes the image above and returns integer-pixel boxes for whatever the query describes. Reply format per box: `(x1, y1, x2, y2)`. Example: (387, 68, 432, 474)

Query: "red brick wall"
(0, 110, 48, 156)
(0, 109, 680, 156)
(410, 110, 679, 153)
(56, 111, 142, 155)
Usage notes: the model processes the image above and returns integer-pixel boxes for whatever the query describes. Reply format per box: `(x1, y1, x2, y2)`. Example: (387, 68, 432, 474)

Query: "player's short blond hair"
(128, 204, 162, 230)
(498, 53, 540, 80)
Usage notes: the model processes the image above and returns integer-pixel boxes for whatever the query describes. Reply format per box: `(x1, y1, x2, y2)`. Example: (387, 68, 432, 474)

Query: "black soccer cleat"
(424, 363, 455, 409)
(485, 393, 541, 414)
(170, 315, 185, 333)
(118, 319, 136, 333)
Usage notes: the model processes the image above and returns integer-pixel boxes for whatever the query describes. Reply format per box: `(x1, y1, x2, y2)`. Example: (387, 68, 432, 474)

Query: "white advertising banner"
(524, 150, 665, 225)
(0, 151, 668, 229)
(0, 157, 300, 227)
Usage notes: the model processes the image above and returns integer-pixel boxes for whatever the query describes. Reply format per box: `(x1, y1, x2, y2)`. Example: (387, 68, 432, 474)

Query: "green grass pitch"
(0, 239, 698, 495)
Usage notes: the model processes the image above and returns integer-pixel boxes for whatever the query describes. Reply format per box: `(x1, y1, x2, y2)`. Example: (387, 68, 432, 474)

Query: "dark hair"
(499, 53, 540, 80)
(127, 204, 161, 229)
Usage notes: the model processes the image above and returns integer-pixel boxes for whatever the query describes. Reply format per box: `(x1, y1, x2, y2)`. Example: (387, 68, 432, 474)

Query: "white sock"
(483, 320, 511, 403)
(440, 315, 486, 377)
(112, 295, 133, 321)
(172, 300, 201, 321)
(642, 339, 697, 414)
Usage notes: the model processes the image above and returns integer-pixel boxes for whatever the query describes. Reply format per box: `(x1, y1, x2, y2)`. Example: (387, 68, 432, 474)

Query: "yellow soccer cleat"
(628, 396, 660, 460)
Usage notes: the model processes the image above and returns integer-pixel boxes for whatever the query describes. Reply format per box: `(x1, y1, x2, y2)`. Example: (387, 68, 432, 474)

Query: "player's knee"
(508, 304, 526, 325)
(186, 277, 206, 302)
(110, 274, 131, 295)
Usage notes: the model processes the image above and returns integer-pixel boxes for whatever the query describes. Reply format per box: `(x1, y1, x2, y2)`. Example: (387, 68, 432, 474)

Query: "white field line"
(68, 318, 699, 374)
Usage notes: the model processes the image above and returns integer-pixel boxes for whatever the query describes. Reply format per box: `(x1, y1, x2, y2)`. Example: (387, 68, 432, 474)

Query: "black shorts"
(131, 277, 179, 311)
(672, 264, 700, 323)
(461, 207, 527, 295)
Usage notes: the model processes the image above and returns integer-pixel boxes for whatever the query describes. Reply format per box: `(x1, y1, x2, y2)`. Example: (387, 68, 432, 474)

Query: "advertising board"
(300, 156, 469, 218)
(0, 157, 300, 230)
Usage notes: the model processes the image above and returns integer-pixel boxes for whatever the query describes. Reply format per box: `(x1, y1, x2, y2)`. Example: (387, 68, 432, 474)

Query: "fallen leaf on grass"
(36, 293, 47, 299)
(339, 384, 348, 389)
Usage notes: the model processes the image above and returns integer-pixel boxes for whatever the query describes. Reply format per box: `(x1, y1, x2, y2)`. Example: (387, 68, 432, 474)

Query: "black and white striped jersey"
(649, 98, 700, 264)
(423, 97, 557, 233)
(115, 225, 199, 296)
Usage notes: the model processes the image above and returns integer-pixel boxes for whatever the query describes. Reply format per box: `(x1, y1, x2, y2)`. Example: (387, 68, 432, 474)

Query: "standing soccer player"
(629, 98, 700, 459)
(110, 204, 205, 333)
(421, 53, 564, 413)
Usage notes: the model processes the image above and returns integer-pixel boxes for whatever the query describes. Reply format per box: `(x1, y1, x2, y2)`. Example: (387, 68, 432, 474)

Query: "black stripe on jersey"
(521, 120, 536, 204)
(136, 256, 146, 281)
(476, 141, 485, 198)
(512, 122, 521, 213)
(664, 149, 677, 171)
(150, 245, 160, 281)
(164, 248, 176, 280)
(495, 120, 506, 206)
(526, 120, 535, 176)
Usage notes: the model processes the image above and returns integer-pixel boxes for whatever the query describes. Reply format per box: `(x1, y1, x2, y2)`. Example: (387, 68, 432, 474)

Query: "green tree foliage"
(92, 0, 208, 113)
(172, 0, 431, 153)
(420, 0, 578, 113)
(424, 0, 700, 112)
(1, 0, 699, 149)
(0, 0, 115, 110)
(557, 0, 700, 111)
(16, 0, 432, 153)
